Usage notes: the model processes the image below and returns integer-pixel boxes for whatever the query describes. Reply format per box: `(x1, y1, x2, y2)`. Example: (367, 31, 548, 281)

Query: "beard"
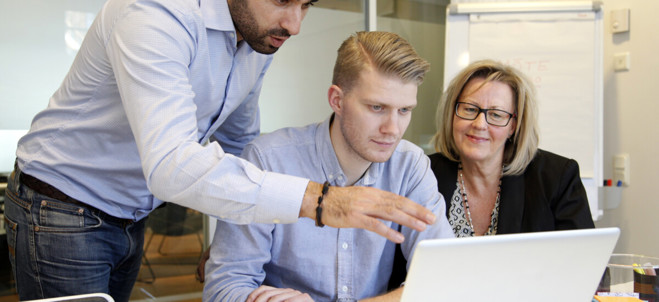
(338, 116, 398, 164)
(228, 0, 291, 54)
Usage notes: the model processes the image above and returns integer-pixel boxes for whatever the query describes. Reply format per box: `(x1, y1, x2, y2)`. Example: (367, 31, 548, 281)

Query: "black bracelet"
(315, 181, 331, 227)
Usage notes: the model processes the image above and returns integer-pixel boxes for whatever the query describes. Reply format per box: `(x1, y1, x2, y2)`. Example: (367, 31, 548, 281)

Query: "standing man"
(3, 1, 435, 301)
(203, 31, 454, 302)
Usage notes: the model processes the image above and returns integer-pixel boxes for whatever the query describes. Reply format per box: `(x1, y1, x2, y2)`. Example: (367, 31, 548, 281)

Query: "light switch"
(614, 52, 630, 72)
(613, 153, 630, 186)
(611, 8, 630, 33)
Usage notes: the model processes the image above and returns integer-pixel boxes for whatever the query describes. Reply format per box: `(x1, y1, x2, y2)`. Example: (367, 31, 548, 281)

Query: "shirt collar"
(200, 0, 236, 33)
(316, 115, 379, 187)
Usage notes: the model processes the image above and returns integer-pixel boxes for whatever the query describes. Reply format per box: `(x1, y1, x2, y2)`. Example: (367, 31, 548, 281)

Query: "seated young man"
(202, 31, 454, 302)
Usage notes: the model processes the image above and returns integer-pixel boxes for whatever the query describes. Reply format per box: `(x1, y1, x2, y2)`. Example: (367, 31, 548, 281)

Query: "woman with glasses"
(387, 60, 596, 289)
(429, 59, 594, 237)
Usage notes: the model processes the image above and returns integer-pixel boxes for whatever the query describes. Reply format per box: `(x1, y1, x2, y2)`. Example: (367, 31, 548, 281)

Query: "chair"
(138, 203, 204, 283)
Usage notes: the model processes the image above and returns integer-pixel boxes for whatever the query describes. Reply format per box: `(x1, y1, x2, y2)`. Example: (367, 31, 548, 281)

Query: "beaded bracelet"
(315, 181, 331, 227)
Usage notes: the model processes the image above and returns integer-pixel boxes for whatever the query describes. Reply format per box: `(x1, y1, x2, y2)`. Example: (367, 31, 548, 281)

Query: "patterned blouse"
(447, 180, 500, 237)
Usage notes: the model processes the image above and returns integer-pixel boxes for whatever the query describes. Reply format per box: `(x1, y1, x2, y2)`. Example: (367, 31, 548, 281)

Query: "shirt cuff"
(253, 171, 309, 224)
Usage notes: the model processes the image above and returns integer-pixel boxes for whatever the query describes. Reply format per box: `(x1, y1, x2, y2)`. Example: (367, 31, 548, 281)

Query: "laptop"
(24, 293, 115, 302)
(400, 227, 620, 302)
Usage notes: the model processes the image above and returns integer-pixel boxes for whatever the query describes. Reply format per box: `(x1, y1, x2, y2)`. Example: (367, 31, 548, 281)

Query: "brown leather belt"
(18, 166, 133, 226)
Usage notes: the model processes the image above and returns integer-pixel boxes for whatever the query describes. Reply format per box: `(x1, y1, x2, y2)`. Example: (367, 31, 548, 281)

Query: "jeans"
(3, 167, 146, 302)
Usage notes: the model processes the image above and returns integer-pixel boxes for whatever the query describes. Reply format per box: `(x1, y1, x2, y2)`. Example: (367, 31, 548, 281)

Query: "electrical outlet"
(613, 153, 630, 186)
(614, 52, 631, 72)
(611, 8, 630, 33)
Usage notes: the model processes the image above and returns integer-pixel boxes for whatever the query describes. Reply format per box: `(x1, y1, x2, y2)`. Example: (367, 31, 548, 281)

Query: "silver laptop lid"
(401, 228, 620, 302)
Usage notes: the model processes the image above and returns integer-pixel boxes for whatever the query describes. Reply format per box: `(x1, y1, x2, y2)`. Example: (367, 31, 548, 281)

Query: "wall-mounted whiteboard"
(444, 1, 603, 219)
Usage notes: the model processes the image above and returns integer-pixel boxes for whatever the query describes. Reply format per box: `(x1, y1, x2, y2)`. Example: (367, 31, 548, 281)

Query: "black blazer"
(430, 149, 595, 233)
(388, 149, 595, 289)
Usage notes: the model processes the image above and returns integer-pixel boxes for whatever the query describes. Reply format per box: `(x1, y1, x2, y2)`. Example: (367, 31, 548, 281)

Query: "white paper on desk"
(597, 281, 640, 297)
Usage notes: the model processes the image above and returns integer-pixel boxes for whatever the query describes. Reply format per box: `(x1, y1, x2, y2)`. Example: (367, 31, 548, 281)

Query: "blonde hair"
(332, 31, 430, 92)
(432, 59, 539, 176)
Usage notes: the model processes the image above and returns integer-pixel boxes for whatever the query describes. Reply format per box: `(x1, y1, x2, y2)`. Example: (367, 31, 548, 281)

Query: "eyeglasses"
(455, 102, 516, 127)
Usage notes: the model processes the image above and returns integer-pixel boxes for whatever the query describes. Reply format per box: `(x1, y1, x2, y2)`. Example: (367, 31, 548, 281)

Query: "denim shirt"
(203, 117, 455, 302)
(15, 0, 308, 222)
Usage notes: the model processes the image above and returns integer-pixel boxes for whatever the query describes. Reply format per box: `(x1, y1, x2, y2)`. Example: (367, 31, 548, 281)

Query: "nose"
(380, 113, 401, 137)
(472, 111, 488, 128)
(281, 7, 304, 36)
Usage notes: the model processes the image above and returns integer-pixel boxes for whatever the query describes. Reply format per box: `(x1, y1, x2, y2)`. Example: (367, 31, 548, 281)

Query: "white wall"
(0, 0, 107, 173)
(260, 8, 363, 133)
(594, 0, 659, 256)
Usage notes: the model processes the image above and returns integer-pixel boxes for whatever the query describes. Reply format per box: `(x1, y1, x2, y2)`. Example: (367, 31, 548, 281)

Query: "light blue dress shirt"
(203, 117, 455, 302)
(15, 0, 309, 222)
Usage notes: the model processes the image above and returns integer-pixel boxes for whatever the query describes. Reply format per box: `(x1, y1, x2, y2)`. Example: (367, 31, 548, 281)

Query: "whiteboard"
(444, 1, 603, 219)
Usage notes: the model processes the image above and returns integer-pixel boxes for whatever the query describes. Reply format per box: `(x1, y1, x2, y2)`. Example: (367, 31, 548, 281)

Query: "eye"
(489, 111, 505, 120)
(463, 106, 478, 114)
(371, 105, 383, 112)
(304, 1, 316, 8)
(399, 107, 413, 114)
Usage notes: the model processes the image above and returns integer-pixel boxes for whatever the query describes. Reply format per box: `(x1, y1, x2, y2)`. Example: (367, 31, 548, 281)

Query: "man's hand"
(247, 285, 314, 302)
(300, 182, 436, 243)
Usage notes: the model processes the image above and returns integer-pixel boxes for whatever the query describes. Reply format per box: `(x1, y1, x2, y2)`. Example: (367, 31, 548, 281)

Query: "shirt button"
(342, 285, 348, 292)
(342, 242, 348, 249)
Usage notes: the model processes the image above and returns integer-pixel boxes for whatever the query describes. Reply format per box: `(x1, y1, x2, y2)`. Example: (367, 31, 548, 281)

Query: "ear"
(327, 84, 344, 114)
(508, 119, 517, 138)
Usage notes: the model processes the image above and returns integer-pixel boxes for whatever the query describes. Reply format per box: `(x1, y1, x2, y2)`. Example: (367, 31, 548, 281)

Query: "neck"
(329, 118, 371, 185)
(460, 159, 503, 191)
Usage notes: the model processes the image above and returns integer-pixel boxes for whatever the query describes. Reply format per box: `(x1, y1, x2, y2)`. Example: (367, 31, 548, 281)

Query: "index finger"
(354, 215, 406, 243)
(352, 191, 436, 242)
(378, 191, 436, 229)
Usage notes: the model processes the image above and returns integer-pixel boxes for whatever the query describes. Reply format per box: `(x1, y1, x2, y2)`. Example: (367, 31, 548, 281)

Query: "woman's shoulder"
(428, 152, 452, 166)
(428, 153, 459, 175)
(530, 149, 576, 166)
(525, 149, 580, 177)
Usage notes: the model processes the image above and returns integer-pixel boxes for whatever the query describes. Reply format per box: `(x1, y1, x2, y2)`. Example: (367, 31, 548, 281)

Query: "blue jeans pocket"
(4, 215, 18, 275)
(35, 199, 102, 232)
